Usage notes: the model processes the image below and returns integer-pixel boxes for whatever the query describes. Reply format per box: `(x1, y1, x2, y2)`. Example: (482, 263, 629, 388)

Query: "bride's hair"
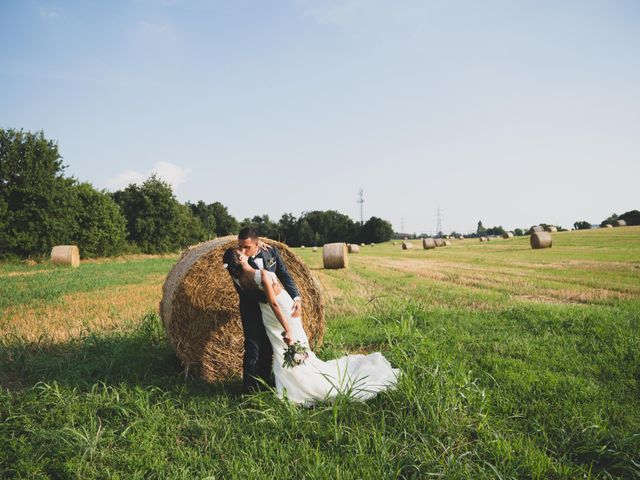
(222, 248, 243, 279)
(222, 247, 256, 290)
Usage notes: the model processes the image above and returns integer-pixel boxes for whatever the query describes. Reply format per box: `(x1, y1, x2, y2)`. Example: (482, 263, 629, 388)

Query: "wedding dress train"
(255, 270, 400, 406)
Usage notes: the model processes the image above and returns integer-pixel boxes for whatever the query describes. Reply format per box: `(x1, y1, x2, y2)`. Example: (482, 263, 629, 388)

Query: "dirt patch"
(376, 258, 637, 306)
(81, 253, 179, 264)
(1, 270, 49, 278)
(0, 275, 165, 343)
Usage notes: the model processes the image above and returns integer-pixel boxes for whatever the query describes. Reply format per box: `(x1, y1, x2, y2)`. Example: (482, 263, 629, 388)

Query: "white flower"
(293, 353, 305, 364)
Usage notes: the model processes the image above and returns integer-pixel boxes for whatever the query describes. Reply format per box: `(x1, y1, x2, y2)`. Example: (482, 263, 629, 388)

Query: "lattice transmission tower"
(436, 206, 444, 238)
(357, 188, 364, 224)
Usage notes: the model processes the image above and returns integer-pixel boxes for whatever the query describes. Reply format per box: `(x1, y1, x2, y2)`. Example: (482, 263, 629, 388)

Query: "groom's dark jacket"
(226, 245, 300, 391)
(230, 246, 300, 304)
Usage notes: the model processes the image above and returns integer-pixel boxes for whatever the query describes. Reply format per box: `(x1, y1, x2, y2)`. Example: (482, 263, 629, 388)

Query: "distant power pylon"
(436, 206, 444, 237)
(357, 188, 364, 224)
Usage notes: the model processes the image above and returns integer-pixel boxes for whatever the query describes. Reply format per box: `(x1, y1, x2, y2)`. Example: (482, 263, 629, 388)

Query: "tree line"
(573, 211, 640, 230)
(0, 129, 394, 260)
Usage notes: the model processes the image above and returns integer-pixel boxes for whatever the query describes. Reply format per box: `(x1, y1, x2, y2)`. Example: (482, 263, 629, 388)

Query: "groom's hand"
(291, 299, 302, 318)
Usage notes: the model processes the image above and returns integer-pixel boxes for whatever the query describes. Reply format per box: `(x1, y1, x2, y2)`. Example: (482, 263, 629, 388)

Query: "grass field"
(1, 227, 639, 478)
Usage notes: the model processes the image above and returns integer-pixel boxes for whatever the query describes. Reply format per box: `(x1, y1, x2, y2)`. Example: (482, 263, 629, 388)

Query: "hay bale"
(434, 238, 445, 247)
(360, 243, 365, 247)
(615, 220, 627, 227)
(51, 245, 80, 268)
(402, 241, 414, 250)
(300, 245, 306, 249)
(348, 244, 360, 254)
(422, 238, 436, 250)
(604, 224, 613, 228)
(530, 231, 552, 249)
(392, 241, 397, 245)
(531, 225, 544, 233)
(312, 246, 318, 252)
(323, 242, 349, 269)
(370, 243, 375, 247)
(546, 226, 558, 233)
(479, 237, 487, 242)
(160, 237, 324, 383)
(444, 240, 451, 246)
(502, 232, 514, 239)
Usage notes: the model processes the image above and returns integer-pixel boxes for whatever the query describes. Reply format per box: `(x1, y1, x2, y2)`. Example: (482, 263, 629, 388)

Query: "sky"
(1, 0, 639, 235)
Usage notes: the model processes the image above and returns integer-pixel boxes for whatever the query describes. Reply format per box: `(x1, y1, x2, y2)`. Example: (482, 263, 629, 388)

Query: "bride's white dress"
(255, 270, 400, 406)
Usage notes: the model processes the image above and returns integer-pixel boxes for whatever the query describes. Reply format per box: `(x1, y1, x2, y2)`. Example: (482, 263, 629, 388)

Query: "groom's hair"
(238, 227, 258, 241)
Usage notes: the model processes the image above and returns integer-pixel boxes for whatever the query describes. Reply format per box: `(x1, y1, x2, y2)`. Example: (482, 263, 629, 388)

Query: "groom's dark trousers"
(230, 246, 300, 393)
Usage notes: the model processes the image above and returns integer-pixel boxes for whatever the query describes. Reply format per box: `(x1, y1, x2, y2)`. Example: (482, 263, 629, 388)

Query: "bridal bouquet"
(281, 332, 309, 368)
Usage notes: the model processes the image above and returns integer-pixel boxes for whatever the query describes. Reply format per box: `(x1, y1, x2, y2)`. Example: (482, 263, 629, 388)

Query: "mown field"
(1, 227, 639, 479)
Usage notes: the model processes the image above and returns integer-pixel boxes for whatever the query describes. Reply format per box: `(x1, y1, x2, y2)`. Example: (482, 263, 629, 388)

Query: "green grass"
(0, 257, 177, 316)
(1, 228, 639, 478)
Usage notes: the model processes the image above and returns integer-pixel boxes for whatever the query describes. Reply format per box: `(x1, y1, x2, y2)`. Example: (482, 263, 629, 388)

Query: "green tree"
(111, 174, 206, 253)
(302, 210, 358, 245)
(240, 214, 280, 240)
(573, 221, 591, 230)
(210, 202, 239, 237)
(72, 183, 127, 258)
(618, 210, 640, 226)
(297, 219, 315, 246)
(278, 213, 299, 245)
(0, 129, 79, 258)
(600, 213, 618, 227)
(485, 225, 506, 236)
(360, 216, 394, 243)
(187, 200, 217, 239)
(175, 203, 208, 248)
(476, 220, 486, 237)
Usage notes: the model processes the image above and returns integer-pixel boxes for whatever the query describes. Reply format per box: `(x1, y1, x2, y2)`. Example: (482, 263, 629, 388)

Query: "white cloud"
(136, 20, 173, 36)
(105, 170, 146, 190)
(38, 6, 61, 18)
(105, 162, 190, 191)
(150, 161, 190, 189)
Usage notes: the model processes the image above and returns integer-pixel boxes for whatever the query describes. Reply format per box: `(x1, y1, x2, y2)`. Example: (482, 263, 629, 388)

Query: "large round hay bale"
(51, 245, 80, 268)
(531, 225, 544, 233)
(300, 245, 306, 249)
(422, 238, 436, 249)
(312, 246, 318, 252)
(530, 231, 552, 249)
(402, 241, 414, 250)
(444, 240, 451, 246)
(360, 242, 365, 247)
(434, 238, 445, 247)
(323, 242, 348, 269)
(370, 243, 375, 247)
(615, 220, 627, 227)
(348, 244, 360, 254)
(502, 231, 514, 239)
(479, 237, 487, 242)
(604, 224, 613, 228)
(392, 241, 397, 245)
(546, 226, 558, 233)
(160, 237, 324, 383)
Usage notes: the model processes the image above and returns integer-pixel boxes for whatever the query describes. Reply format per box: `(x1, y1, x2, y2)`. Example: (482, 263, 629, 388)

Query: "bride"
(224, 248, 400, 407)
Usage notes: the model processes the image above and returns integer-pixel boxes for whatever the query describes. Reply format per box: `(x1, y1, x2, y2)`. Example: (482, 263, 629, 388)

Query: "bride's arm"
(261, 270, 293, 345)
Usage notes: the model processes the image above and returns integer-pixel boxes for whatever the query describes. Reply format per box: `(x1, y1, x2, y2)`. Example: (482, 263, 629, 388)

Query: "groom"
(224, 227, 302, 393)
